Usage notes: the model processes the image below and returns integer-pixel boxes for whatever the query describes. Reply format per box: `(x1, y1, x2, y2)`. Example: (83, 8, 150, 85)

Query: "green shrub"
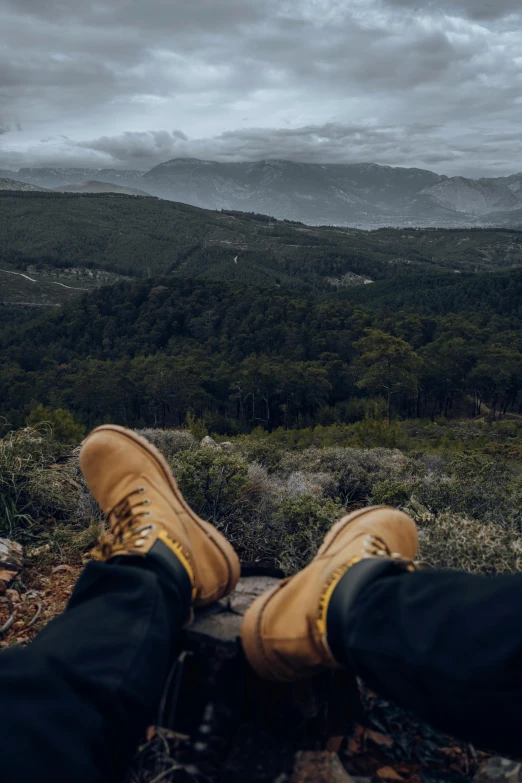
(5, 424, 522, 579)
(372, 480, 410, 507)
(235, 436, 284, 472)
(349, 418, 405, 449)
(184, 412, 208, 441)
(274, 494, 345, 573)
(172, 449, 249, 528)
(26, 404, 85, 443)
(282, 447, 407, 505)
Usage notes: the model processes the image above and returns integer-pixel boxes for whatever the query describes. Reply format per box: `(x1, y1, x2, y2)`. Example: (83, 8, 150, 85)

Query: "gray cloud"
(80, 130, 189, 165)
(0, 1, 521, 177)
(2, 120, 514, 179)
(382, 0, 522, 20)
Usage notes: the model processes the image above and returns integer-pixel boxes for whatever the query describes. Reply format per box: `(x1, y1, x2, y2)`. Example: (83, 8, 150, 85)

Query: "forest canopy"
(2, 275, 522, 432)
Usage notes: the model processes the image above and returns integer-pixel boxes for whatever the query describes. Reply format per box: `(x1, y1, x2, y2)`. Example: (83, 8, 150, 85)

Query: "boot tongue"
(104, 474, 146, 515)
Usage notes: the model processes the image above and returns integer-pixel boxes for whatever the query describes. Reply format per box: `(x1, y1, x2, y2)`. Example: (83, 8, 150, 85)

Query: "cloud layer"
(382, 0, 522, 21)
(1, 1, 521, 176)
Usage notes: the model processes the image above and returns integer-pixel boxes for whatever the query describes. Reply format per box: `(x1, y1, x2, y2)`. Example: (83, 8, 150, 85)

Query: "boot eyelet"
(145, 512, 152, 518)
(139, 486, 147, 494)
(143, 499, 151, 506)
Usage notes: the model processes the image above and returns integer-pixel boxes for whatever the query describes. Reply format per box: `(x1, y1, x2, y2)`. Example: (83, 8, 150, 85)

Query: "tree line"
(2, 276, 522, 431)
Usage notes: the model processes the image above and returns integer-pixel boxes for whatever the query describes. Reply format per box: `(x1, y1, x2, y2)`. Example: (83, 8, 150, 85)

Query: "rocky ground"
(1, 537, 518, 783)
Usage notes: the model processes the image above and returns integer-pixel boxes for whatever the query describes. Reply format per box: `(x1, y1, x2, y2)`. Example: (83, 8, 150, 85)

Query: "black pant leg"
(0, 560, 186, 783)
(328, 561, 522, 758)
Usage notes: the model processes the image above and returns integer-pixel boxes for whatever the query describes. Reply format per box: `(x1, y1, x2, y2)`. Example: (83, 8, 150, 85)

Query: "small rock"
(200, 436, 219, 449)
(5, 589, 21, 604)
(187, 611, 242, 647)
(219, 441, 233, 450)
(377, 768, 405, 781)
(0, 539, 23, 571)
(0, 569, 18, 585)
(291, 752, 353, 782)
(27, 544, 51, 558)
(228, 576, 279, 616)
(52, 565, 75, 574)
(474, 757, 522, 782)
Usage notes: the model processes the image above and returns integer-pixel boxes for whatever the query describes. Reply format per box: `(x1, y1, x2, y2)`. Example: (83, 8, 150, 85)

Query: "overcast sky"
(1, 0, 521, 177)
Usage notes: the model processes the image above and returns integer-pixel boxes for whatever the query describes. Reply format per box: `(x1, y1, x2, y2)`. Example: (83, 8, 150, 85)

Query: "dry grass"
(417, 511, 522, 575)
(0, 427, 102, 557)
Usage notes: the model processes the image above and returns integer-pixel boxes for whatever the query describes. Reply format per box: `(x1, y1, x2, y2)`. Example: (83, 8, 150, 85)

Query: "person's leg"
(0, 557, 190, 783)
(242, 506, 522, 758)
(328, 559, 522, 758)
(0, 424, 240, 783)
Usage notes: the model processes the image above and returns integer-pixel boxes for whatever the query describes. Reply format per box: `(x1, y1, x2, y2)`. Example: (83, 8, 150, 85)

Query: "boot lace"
(316, 533, 420, 635)
(363, 534, 416, 568)
(94, 486, 155, 559)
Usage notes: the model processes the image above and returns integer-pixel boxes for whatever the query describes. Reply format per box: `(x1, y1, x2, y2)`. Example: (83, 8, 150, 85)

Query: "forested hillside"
(2, 191, 522, 436)
(2, 275, 522, 432)
(3, 192, 522, 297)
(337, 269, 522, 317)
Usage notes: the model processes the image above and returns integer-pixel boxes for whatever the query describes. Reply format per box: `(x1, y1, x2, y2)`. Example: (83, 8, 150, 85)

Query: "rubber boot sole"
(87, 424, 241, 606)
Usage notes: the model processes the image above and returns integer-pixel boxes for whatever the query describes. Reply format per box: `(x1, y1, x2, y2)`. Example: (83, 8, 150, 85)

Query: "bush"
(372, 480, 410, 507)
(184, 412, 208, 441)
(137, 428, 197, 460)
(172, 449, 249, 530)
(349, 418, 405, 449)
(5, 424, 522, 579)
(418, 512, 522, 575)
(406, 452, 522, 529)
(0, 427, 86, 538)
(274, 494, 345, 573)
(235, 435, 284, 472)
(26, 404, 85, 443)
(282, 447, 407, 505)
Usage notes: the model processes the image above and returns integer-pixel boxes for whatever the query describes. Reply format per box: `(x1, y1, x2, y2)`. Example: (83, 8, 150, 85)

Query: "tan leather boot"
(241, 506, 418, 681)
(80, 425, 240, 608)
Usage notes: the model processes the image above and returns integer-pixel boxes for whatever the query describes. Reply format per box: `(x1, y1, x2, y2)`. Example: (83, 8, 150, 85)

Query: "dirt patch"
(0, 562, 81, 649)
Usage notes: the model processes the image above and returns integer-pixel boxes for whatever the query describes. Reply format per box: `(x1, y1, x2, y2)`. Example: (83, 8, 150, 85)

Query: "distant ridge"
(0, 177, 47, 192)
(5, 159, 522, 227)
(52, 180, 153, 197)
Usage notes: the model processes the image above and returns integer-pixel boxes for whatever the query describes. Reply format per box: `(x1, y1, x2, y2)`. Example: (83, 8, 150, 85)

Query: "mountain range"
(3, 160, 522, 228)
(0, 177, 47, 192)
(52, 180, 152, 197)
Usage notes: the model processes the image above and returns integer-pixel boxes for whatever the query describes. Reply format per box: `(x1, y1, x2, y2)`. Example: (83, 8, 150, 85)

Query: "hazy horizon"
(2, 158, 522, 183)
